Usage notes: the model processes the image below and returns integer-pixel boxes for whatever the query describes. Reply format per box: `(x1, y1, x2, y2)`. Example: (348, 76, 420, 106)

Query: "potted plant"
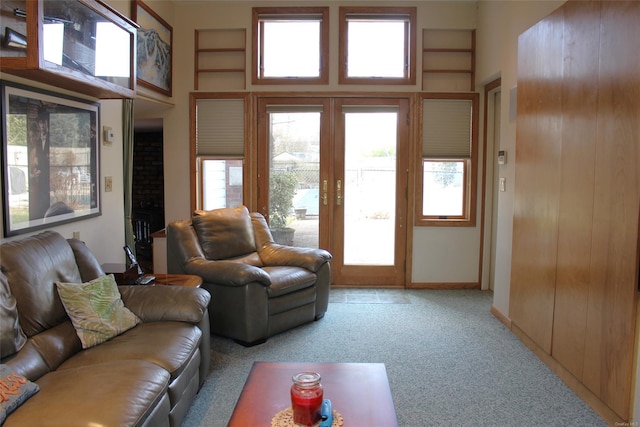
(269, 171, 298, 245)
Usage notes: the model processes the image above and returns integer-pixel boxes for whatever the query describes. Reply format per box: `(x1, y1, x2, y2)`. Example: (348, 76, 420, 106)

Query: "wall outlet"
(105, 176, 113, 192)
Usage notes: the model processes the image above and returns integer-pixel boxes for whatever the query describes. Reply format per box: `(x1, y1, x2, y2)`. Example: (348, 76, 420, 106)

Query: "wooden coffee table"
(228, 362, 398, 426)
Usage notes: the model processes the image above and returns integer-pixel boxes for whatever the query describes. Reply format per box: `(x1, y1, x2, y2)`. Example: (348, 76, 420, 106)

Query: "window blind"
(422, 99, 472, 158)
(258, 13, 325, 21)
(345, 13, 411, 22)
(196, 98, 245, 156)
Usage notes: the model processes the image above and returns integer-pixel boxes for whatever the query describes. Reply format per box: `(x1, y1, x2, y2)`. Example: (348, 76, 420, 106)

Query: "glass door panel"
(333, 98, 409, 287)
(257, 96, 408, 287)
(267, 111, 321, 248)
(343, 112, 397, 265)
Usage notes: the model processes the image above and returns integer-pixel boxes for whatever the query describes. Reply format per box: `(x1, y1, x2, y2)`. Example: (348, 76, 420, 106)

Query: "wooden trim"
(189, 92, 252, 213)
(478, 78, 501, 288)
(133, 0, 172, 97)
(404, 94, 419, 287)
(331, 284, 404, 289)
(189, 93, 197, 213)
(338, 6, 417, 86)
(414, 92, 479, 227)
(511, 324, 625, 426)
(470, 29, 476, 91)
(490, 304, 511, 329)
(407, 282, 479, 290)
(252, 7, 329, 85)
(194, 30, 199, 90)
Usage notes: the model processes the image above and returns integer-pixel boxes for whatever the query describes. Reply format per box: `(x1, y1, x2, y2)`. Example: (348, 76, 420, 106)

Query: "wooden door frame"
(331, 97, 410, 287)
(255, 94, 410, 287)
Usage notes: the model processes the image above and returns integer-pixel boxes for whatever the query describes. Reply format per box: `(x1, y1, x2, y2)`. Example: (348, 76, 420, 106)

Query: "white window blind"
(422, 99, 472, 158)
(196, 98, 245, 156)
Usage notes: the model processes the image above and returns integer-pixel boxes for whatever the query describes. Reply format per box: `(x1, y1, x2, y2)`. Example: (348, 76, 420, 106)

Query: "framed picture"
(132, 0, 173, 96)
(1, 81, 101, 236)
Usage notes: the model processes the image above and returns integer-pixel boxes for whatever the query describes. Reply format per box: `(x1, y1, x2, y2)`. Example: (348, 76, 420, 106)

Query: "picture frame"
(1, 81, 101, 236)
(132, 0, 173, 96)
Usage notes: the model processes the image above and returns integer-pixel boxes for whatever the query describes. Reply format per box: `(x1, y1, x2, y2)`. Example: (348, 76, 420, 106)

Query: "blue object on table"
(320, 399, 333, 427)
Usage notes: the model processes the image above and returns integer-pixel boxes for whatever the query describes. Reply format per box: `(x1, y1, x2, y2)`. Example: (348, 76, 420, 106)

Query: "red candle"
(291, 372, 323, 426)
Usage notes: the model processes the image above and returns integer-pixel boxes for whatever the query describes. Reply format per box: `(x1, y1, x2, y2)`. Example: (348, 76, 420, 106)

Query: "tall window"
(416, 93, 478, 226)
(253, 7, 329, 85)
(192, 94, 248, 211)
(339, 7, 416, 85)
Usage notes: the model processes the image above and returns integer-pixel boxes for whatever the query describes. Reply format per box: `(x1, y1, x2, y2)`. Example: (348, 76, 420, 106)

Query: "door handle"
(322, 180, 328, 206)
(336, 180, 342, 206)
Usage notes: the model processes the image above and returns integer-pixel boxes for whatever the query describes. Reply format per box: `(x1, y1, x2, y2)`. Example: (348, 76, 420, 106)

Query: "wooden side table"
(102, 263, 202, 288)
(102, 263, 139, 285)
(150, 274, 202, 288)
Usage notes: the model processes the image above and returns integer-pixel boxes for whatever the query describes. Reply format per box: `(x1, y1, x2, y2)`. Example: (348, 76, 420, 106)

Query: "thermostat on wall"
(103, 126, 115, 145)
(498, 150, 507, 165)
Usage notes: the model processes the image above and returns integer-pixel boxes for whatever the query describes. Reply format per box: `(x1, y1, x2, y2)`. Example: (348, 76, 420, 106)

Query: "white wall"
(0, 76, 126, 264)
(0, 0, 174, 262)
(0, 0, 570, 288)
(475, 0, 565, 316)
(161, 1, 481, 285)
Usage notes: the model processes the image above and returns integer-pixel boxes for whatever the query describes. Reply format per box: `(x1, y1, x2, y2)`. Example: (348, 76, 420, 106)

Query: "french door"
(257, 97, 409, 287)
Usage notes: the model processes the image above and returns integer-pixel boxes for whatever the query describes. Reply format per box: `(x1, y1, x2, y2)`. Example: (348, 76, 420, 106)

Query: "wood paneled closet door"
(510, 1, 640, 421)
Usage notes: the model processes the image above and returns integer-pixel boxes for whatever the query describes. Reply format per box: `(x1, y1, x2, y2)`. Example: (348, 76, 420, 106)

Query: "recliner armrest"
(119, 285, 210, 323)
(259, 244, 332, 272)
(183, 258, 271, 287)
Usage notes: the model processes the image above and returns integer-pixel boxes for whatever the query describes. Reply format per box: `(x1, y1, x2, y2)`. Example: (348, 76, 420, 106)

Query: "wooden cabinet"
(510, 1, 639, 422)
(1, 0, 137, 98)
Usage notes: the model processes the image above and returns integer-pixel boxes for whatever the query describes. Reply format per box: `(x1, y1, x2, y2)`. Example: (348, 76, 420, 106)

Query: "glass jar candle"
(290, 372, 323, 426)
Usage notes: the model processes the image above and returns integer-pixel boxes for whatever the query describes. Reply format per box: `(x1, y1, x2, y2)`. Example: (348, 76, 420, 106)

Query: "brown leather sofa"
(0, 231, 211, 427)
(167, 206, 332, 346)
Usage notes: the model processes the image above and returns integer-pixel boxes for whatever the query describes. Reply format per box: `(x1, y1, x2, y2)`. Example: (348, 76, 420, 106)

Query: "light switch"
(499, 177, 506, 192)
(105, 176, 113, 192)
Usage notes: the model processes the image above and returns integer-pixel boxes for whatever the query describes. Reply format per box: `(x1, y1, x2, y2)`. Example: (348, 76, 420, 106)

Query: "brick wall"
(133, 131, 164, 215)
(132, 131, 164, 272)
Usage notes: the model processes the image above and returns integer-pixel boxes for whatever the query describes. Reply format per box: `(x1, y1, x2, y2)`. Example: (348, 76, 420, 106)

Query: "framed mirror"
(1, 81, 101, 236)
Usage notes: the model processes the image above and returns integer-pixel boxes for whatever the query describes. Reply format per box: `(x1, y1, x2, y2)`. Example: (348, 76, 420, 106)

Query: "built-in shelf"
(195, 29, 246, 90)
(422, 29, 475, 92)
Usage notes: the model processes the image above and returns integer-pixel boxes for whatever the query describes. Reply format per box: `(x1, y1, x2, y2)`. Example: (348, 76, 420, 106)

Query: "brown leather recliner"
(166, 206, 332, 346)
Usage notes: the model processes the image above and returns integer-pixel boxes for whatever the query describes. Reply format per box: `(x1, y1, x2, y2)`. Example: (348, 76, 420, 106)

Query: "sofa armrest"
(119, 285, 210, 323)
(183, 258, 271, 287)
(259, 244, 332, 272)
(66, 238, 105, 282)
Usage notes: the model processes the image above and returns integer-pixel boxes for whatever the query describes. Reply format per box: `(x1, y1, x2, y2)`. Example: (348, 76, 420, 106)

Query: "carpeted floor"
(181, 289, 606, 427)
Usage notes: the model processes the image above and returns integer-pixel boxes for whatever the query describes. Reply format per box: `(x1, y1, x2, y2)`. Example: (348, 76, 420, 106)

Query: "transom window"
(339, 7, 416, 85)
(252, 7, 329, 85)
